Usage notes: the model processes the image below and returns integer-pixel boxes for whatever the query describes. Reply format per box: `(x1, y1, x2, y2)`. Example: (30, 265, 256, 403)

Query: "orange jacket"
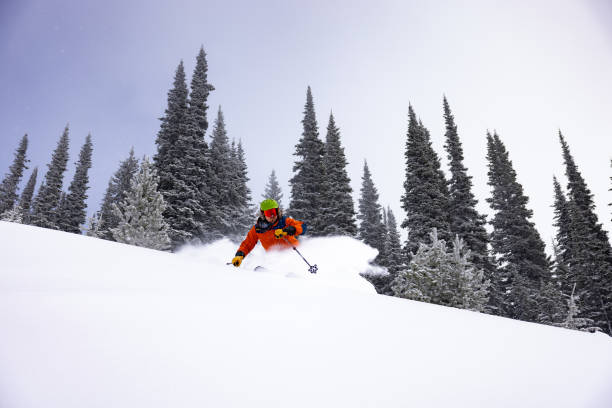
(237, 216, 305, 257)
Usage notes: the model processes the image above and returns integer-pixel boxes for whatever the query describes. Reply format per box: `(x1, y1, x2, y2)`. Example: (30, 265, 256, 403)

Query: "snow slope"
(0, 221, 611, 407)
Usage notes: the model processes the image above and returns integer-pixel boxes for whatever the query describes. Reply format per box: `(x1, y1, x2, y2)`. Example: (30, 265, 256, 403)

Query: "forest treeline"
(1, 47, 611, 334)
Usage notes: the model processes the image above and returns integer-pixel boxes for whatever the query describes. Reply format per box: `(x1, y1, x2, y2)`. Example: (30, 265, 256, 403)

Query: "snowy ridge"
(0, 221, 611, 407)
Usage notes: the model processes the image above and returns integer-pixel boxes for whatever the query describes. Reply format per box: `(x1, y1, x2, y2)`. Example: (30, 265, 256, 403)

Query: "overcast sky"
(1, 0, 611, 251)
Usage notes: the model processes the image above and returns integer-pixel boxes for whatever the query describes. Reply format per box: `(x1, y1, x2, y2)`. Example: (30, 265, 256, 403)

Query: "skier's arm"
(284, 218, 305, 236)
(237, 226, 259, 257)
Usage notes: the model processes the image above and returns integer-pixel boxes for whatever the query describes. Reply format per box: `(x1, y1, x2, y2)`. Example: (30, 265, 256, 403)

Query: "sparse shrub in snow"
(391, 229, 490, 312)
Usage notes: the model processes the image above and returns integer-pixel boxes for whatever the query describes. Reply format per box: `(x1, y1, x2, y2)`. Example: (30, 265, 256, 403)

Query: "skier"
(231, 199, 306, 267)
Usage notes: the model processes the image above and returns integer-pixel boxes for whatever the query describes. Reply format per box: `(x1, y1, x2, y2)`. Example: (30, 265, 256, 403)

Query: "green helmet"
(260, 199, 279, 211)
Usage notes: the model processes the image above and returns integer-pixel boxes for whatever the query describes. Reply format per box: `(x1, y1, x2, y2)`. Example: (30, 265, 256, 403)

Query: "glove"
(283, 225, 297, 236)
(274, 226, 297, 239)
(232, 251, 245, 267)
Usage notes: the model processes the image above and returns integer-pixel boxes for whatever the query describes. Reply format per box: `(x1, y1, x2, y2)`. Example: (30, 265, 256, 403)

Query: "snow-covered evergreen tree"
(372, 206, 404, 295)
(262, 170, 283, 209)
(189, 46, 215, 142)
(383, 206, 403, 276)
(485, 131, 549, 322)
(153, 61, 204, 248)
(57, 134, 93, 234)
(226, 140, 252, 238)
(85, 213, 102, 238)
(17, 167, 37, 224)
(97, 148, 139, 240)
(289, 86, 327, 235)
(31, 125, 70, 229)
(401, 105, 451, 257)
(442, 97, 494, 278)
(0, 204, 23, 223)
(187, 47, 215, 242)
(235, 141, 253, 231)
(392, 229, 490, 313)
(357, 161, 386, 259)
(0, 134, 29, 215)
(558, 284, 593, 331)
(111, 157, 170, 251)
(558, 132, 612, 334)
(206, 107, 236, 239)
(321, 113, 357, 236)
(552, 177, 574, 292)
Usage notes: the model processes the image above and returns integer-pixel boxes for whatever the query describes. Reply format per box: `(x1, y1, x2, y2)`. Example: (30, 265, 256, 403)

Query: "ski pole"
(284, 238, 318, 274)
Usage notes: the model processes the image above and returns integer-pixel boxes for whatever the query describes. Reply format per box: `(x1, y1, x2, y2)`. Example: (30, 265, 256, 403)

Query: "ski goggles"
(263, 208, 277, 217)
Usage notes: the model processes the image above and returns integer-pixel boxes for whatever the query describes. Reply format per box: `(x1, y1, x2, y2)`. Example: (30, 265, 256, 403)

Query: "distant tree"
(112, 157, 171, 251)
(558, 132, 612, 334)
(57, 134, 93, 234)
(442, 97, 494, 275)
(485, 132, 549, 322)
(97, 148, 140, 240)
(262, 169, 283, 208)
(321, 113, 357, 236)
(357, 160, 386, 258)
(17, 167, 37, 224)
(392, 229, 490, 313)
(31, 125, 70, 229)
(289, 86, 327, 235)
(401, 105, 451, 257)
(0, 134, 29, 215)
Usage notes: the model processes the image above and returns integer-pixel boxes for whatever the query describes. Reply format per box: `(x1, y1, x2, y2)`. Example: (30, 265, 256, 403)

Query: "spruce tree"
(0, 204, 23, 223)
(384, 206, 403, 276)
(442, 97, 492, 275)
(391, 229, 490, 312)
(189, 46, 215, 141)
(112, 157, 171, 251)
(187, 47, 215, 242)
(0, 134, 29, 214)
(227, 140, 252, 237)
(485, 132, 549, 321)
(357, 161, 386, 257)
(31, 125, 70, 229)
(206, 107, 235, 239)
(57, 134, 93, 233)
(17, 167, 37, 223)
(289, 86, 327, 235)
(97, 148, 139, 240)
(262, 169, 283, 208)
(401, 105, 451, 257)
(552, 177, 574, 292)
(321, 113, 357, 236)
(558, 132, 612, 334)
(558, 284, 593, 331)
(85, 213, 102, 238)
(374, 206, 404, 295)
(153, 61, 203, 248)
